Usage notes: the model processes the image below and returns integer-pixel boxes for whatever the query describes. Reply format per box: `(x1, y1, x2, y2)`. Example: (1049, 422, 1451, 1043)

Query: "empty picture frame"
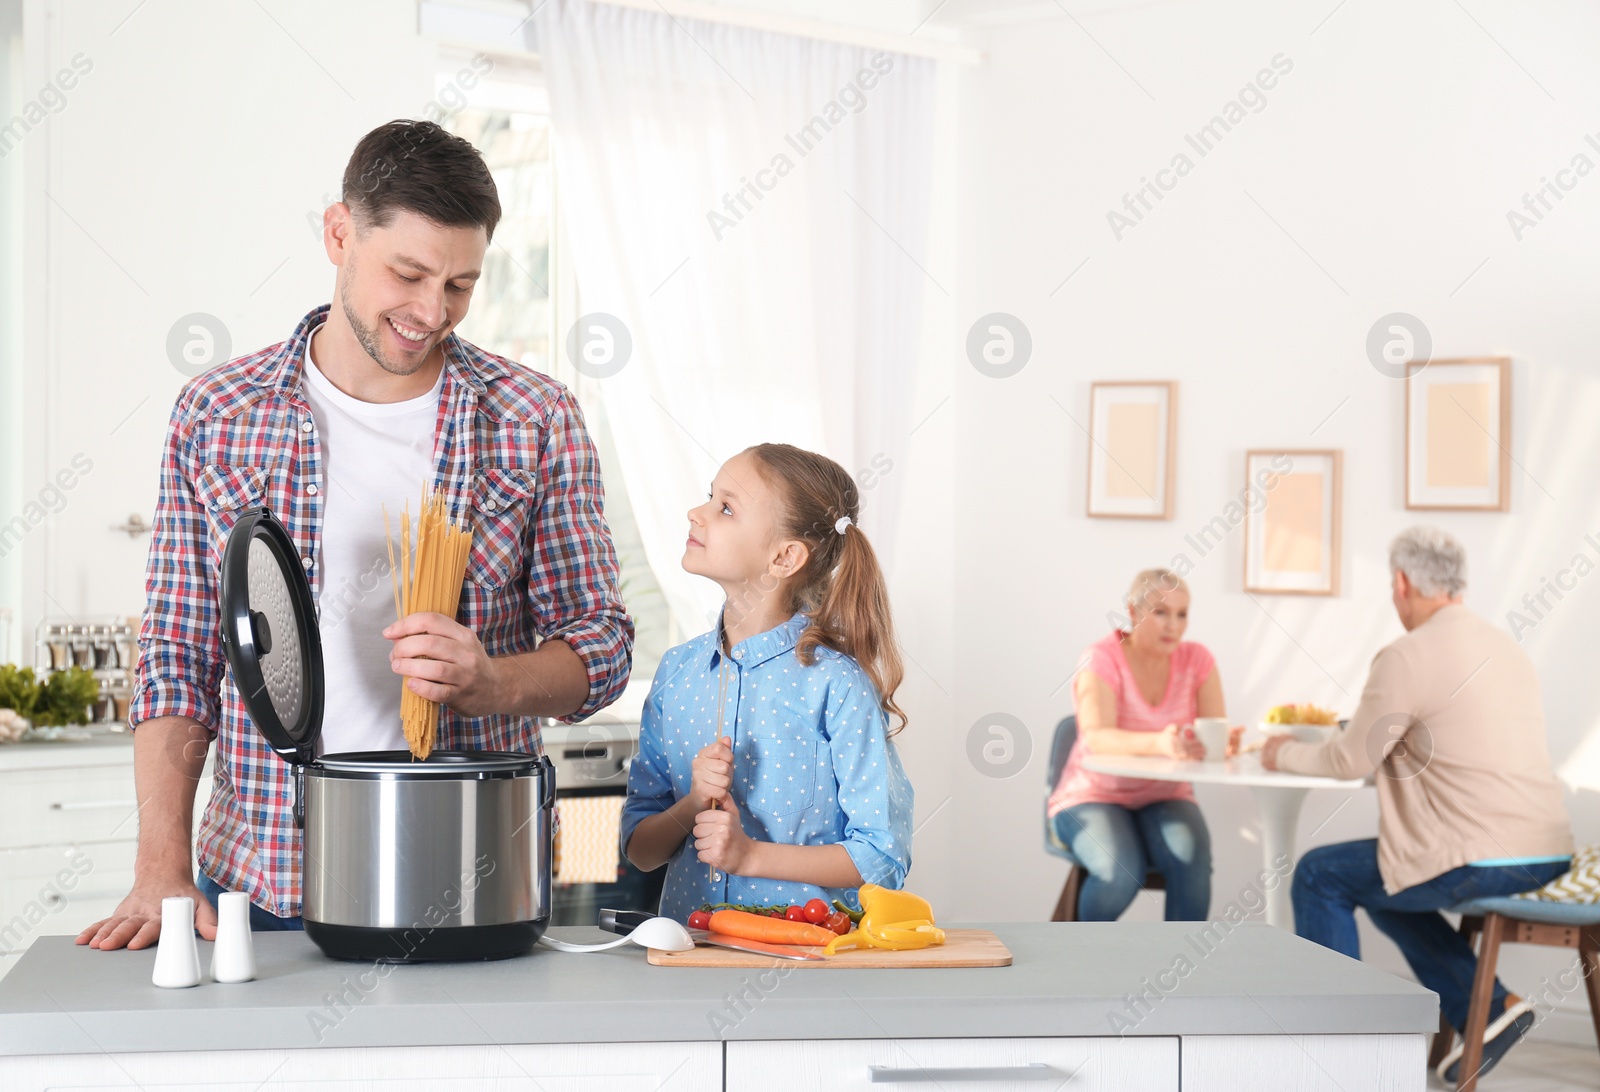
(1405, 357, 1511, 511)
(1244, 450, 1342, 596)
(1087, 381, 1176, 519)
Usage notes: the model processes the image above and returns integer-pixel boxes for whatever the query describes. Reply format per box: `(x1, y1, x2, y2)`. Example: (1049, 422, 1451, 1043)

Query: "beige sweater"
(1276, 603, 1572, 894)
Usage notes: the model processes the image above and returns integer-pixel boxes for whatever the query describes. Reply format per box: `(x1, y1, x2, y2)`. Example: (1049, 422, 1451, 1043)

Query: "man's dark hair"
(341, 119, 502, 242)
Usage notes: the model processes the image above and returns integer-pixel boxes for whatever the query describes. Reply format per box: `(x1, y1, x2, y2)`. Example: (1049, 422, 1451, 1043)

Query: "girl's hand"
(689, 736, 733, 812)
(1160, 723, 1205, 761)
(1225, 725, 1246, 758)
(694, 794, 754, 875)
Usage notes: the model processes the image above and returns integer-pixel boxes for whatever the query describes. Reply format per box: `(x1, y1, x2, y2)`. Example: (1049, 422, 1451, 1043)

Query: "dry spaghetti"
(383, 488, 473, 761)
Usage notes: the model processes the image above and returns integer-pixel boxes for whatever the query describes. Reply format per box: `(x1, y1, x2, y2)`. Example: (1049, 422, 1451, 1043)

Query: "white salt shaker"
(210, 891, 256, 984)
(151, 896, 202, 989)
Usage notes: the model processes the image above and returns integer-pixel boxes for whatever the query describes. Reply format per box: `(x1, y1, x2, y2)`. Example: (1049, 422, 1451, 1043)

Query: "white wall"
(12, 0, 434, 643)
(948, 0, 1600, 1044)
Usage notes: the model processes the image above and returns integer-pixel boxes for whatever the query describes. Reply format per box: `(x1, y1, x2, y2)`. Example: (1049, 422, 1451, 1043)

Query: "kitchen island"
(0, 921, 1435, 1090)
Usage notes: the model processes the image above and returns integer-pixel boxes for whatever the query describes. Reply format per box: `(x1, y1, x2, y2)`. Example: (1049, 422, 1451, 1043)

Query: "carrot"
(707, 909, 834, 947)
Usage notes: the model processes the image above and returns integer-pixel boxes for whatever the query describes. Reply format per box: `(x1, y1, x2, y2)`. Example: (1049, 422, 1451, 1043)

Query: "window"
(441, 55, 676, 687)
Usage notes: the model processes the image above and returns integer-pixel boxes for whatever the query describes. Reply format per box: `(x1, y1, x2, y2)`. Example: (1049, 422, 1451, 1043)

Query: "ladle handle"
(536, 935, 633, 954)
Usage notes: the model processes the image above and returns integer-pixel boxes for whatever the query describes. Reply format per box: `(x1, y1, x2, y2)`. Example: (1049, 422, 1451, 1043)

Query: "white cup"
(1192, 718, 1230, 761)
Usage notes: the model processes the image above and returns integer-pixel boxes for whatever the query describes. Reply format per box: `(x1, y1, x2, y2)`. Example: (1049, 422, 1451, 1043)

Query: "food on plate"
(824, 884, 946, 955)
(707, 908, 836, 947)
(1263, 703, 1339, 726)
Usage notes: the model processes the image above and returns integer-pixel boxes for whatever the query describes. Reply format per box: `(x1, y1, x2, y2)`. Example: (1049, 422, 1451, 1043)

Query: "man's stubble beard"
(339, 267, 436, 379)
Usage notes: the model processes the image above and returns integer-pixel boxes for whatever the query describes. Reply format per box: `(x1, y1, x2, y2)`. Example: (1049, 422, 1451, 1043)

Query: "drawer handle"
(868, 1063, 1054, 1083)
(49, 799, 138, 812)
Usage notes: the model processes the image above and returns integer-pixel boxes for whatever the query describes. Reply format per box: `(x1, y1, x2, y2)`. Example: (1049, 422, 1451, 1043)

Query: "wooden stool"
(1428, 896, 1600, 1091)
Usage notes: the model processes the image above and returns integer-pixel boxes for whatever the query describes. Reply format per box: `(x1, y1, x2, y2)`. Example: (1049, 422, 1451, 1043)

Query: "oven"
(541, 708, 664, 925)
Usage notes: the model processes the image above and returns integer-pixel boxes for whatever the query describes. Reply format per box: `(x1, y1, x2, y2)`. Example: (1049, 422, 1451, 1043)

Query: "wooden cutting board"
(647, 928, 1011, 968)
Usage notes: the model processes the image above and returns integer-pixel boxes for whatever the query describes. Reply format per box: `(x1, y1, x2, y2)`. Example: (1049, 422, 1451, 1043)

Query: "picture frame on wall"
(1405, 357, 1511, 511)
(1244, 450, 1342, 597)
(1086, 381, 1176, 520)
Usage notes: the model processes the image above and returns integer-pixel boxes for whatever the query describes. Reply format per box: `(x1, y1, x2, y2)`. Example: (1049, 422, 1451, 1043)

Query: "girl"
(621, 444, 913, 921)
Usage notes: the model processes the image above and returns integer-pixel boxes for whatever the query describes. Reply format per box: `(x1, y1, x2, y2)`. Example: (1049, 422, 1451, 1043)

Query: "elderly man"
(1263, 526, 1572, 1084)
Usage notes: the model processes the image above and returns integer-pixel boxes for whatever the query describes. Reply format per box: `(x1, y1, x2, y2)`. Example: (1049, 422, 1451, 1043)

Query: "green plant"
(0, 664, 41, 719)
(35, 667, 99, 727)
(0, 664, 99, 726)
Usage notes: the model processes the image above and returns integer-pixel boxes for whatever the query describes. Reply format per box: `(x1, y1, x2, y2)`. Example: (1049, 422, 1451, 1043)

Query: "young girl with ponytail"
(621, 444, 914, 921)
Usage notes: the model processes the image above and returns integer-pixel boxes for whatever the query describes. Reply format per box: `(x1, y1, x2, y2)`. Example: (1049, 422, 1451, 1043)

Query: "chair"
(1427, 895, 1600, 1091)
(1044, 715, 1164, 922)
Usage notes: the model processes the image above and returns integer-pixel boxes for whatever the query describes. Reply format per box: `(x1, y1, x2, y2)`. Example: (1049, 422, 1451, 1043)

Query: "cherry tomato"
(686, 910, 711, 930)
(784, 905, 807, 922)
(824, 911, 852, 935)
(802, 898, 830, 924)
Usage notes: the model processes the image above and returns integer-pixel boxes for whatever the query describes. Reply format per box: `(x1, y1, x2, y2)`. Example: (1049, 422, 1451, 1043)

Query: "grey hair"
(1126, 568, 1189, 612)
(1389, 526, 1467, 597)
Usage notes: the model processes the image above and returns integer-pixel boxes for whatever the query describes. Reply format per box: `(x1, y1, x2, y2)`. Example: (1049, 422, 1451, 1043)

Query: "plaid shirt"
(130, 305, 633, 918)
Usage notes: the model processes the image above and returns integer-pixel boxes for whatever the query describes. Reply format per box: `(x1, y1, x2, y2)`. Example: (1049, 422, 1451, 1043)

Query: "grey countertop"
(0, 728, 135, 771)
(0, 923, 1436, 1056)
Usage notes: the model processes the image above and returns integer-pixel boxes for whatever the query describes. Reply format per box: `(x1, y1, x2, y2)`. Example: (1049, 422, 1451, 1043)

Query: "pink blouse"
(1047, 631, 1216, 816)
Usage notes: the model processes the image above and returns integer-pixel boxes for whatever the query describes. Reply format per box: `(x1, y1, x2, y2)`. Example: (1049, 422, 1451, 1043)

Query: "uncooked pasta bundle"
(384, 488, 474, 761)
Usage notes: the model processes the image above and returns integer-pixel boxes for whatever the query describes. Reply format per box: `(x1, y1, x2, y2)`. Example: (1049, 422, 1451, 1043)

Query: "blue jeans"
(1052, 799, 1212, 921)
(196, 870, 304, 932)
(1292, 839, 1570, 1032)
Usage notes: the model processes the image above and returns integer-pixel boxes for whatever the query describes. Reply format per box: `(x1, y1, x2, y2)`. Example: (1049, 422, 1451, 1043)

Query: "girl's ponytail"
(745, 444, 907, 735)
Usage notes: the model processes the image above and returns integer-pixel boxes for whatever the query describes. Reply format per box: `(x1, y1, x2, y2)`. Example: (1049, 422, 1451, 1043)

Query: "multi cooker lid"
(315, 750, 544, 777)
(219, 506, 324, 767)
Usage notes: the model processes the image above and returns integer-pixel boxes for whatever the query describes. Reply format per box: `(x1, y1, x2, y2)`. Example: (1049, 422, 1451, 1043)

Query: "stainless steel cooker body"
(299, 750, 555, 962)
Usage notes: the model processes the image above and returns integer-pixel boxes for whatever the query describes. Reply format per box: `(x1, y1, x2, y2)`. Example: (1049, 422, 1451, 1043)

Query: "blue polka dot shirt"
(621, 610, 914, 922)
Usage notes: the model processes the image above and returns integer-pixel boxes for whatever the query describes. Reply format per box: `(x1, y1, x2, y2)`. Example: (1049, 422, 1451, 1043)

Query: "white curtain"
(534, 0, 936, 636)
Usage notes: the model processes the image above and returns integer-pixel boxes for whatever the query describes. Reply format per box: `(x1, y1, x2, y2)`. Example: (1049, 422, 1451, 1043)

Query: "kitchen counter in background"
(0, 922, 1437, 1091)
(0, 729, 213, 981)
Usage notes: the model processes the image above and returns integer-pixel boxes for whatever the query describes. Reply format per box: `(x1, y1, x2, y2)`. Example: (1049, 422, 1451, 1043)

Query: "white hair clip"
(834, 516, 853, 535)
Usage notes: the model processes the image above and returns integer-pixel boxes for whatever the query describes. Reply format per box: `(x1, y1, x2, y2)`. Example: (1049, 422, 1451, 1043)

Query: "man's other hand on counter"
(77, 874, 217, 951)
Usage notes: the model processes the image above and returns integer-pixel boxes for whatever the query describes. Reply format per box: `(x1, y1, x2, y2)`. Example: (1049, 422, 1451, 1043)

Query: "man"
(1264, 526, 1572, 1084)
(79, 120, 633, 947)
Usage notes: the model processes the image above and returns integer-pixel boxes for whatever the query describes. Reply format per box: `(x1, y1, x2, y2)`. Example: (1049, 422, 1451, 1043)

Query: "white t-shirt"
(302, 324, 445, 756)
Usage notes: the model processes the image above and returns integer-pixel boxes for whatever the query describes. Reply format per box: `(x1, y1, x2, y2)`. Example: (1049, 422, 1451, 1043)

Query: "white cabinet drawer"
(0, 842, 135, 900)
(0, 840, 135, 884)
(0, 1041, 722, 1091)
(1181, 1034, 1426, 1092)
(725, 1037, 1179, 1092)
(0, 765, 140, 848)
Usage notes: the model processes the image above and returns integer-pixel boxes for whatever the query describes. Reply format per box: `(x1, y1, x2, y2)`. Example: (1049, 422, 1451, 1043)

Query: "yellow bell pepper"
(824, 885, 946, 955)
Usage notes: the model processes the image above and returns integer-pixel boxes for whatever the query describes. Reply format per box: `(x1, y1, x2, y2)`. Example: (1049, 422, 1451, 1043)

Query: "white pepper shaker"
(151, 896, 202, 989)
(210, 891, 256, 984)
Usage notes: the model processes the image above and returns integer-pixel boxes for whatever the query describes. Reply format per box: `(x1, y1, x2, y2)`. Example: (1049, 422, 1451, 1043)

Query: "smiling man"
(80, 120, 633, 947)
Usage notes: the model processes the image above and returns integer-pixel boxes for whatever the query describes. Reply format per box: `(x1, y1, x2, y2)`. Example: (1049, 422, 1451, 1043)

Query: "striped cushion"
(1513, 844, 1599, 904)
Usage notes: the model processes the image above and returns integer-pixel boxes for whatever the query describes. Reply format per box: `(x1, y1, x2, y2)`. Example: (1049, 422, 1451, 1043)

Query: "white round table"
(1078, 752, 1367, 928)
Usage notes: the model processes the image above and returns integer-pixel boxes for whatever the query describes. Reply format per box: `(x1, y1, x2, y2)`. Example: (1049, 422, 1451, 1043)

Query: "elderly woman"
(1264, 527, 1573, 1084)
(1047, 569, 1240, 921)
